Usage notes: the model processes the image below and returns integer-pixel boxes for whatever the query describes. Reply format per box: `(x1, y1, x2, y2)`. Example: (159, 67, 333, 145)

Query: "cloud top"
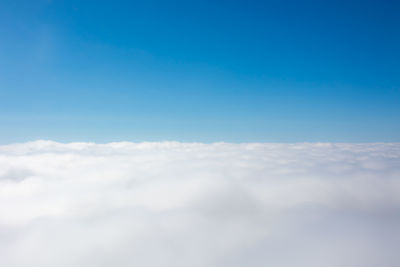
(0, 141, 399, 267)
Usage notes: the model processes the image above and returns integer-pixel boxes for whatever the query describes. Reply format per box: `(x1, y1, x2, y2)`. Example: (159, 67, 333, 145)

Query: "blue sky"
(0, 0, 399, 143)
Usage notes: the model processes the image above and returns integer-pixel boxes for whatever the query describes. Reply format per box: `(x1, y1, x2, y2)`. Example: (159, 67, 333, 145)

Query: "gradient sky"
(1, 0, 399, 143)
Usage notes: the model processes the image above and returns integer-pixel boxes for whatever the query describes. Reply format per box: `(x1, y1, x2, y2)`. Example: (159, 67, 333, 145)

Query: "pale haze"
(1, 141, 399, 267)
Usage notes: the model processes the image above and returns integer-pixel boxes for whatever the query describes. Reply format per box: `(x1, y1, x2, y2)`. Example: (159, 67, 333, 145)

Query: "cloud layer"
(0, 141, 399, 267)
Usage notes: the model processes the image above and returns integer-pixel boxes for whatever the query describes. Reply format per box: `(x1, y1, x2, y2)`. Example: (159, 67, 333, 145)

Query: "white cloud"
(0, 141, 399, 267)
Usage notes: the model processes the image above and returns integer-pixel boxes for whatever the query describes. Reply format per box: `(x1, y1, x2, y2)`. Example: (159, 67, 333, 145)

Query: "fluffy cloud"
(0, 141, 399, 267)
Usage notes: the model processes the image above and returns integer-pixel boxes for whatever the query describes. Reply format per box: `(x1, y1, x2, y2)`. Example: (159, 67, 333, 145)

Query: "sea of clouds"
(0, 141, 399, 267)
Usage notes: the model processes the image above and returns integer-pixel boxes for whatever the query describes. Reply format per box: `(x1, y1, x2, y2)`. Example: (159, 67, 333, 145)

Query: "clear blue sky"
(1, 0, 399, 143)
